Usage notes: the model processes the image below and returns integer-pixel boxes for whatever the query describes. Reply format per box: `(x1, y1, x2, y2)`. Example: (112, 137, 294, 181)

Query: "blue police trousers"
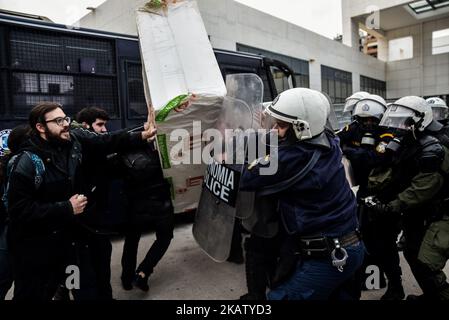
(268, 241, 365, 300)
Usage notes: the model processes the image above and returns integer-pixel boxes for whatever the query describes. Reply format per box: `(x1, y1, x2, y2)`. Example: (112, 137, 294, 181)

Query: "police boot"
(380, 279, 405, 300)
(240, 253, 268, 300)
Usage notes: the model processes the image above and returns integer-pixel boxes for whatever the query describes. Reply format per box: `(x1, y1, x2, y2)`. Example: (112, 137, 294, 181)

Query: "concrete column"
(352, 72, 361, 93)
(377, 37, 388, 62)
(343, 18, 360, 49)
(309, 62, 322, 91)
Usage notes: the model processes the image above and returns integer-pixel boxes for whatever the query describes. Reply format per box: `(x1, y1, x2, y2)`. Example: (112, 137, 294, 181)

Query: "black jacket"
(6, 128, 143, 246)
(121, 144, 173, 221)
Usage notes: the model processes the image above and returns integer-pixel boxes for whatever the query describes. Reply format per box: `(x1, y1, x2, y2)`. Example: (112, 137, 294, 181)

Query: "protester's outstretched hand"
(142, 107, 157, 141)
(142, 122, 157, 141)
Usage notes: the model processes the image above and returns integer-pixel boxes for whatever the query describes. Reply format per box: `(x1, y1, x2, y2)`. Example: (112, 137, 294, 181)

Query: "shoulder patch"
(0, 129, 12, 157)
(376, 141, 388, 154)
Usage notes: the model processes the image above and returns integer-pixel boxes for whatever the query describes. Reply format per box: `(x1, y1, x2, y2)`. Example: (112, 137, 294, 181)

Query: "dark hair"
(29, 102, 62, 133)
(8, 124, 31, 154)
(76, 107, 110, 127)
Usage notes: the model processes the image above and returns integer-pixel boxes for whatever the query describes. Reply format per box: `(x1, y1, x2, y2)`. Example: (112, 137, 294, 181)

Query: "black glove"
(363, 197, 401, 221)
(370, 201, 393, 216)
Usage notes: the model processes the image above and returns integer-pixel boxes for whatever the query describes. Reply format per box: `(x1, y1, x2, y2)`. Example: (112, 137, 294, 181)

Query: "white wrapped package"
(136, 0, 226, 110)
(155, 96, 223, 213)
(136, 0, 227, 213)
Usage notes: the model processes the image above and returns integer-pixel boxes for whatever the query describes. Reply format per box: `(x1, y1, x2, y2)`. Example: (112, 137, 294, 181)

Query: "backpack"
(1, 151, 45, 212)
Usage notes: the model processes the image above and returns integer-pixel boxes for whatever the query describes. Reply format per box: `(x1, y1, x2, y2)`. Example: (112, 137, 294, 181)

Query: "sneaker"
(227, 254, 244, 264)
(133, 273, 149, 292)
(121, 280, 133, 291)
(53, 286, 70, 301)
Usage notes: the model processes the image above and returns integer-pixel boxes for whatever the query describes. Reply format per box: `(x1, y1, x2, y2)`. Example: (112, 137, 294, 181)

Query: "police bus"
(0, 11, 296, 143)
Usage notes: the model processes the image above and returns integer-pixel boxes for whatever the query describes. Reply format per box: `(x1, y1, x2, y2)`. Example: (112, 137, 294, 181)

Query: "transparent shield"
(193, 74, 264, 262)
(226, 73, 264, 130)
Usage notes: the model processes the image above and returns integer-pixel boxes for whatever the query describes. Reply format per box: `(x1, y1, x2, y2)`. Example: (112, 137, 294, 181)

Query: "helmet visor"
(432, 106, 448, 121)
(380, 105, 416, 130)
(343, 98, 359, 114)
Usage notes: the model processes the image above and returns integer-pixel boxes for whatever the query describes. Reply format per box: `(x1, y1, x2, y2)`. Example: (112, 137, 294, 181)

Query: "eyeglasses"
(45, 116, 71, 126)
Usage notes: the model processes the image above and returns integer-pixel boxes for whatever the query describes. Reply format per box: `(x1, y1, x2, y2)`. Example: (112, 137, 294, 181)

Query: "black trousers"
(70, 233, 113, 301)
(0, 225, 13, 300)
(10, 235, 68, 301)
(361, 209, 402, 284)
(243, 233, 283, 298)
(121, 215, 174, 283)
(402, 212, 428, 292)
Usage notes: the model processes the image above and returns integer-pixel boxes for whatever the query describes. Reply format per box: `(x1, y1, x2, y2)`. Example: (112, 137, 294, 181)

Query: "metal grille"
(0, 26, 5, 68)
(0, 71, 7, 116)
(10, 72, 118, 118)
(10, 29, 64, 72)
(126, 62, 147, 119)
(73, 76, 118, 117)
(64, 36, 115, 74)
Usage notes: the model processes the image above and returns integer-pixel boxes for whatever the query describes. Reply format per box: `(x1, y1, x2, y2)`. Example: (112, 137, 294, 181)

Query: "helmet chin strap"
(411, 124, 418, 140)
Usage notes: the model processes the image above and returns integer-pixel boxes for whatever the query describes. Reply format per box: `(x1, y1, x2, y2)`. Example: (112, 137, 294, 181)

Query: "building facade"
(343, 0, 449, 101)
(78, 0, 449, 103)
(77, 0, 386, 104)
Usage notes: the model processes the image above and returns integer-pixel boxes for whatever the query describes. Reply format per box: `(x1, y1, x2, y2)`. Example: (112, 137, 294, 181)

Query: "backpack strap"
(23, 151, 45, 189)
(2, 152, 45, 211)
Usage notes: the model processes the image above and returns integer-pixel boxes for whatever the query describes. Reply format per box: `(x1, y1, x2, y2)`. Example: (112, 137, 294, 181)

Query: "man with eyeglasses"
(5, 101, 156, 301)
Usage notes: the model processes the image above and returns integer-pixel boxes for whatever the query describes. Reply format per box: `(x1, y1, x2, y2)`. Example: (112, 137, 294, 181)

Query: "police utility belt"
(297, 231, 360, 272)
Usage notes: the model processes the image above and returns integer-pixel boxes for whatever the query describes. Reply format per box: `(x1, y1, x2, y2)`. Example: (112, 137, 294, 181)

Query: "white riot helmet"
(426, 97, 448, 122)
(353, 94, 387, 120)
(343, 91, 370, 114)
(380, 96, 433, 132)
(264, 88, 330, 141)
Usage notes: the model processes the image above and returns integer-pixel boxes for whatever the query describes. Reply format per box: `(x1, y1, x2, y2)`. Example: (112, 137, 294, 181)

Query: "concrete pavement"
(5, 219, 448, 300)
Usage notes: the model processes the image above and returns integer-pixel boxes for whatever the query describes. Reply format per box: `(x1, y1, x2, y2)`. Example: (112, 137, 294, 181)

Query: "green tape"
(166, 177, 175, 200)
(144, 0, 163, 10)
(155, 94, 191, 123)
(157, 134, 171, 169)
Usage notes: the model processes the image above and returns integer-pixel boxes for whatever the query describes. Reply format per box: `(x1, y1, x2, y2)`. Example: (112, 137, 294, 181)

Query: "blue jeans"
(0, 224, 13, 300)
(268, 241, 365, 300)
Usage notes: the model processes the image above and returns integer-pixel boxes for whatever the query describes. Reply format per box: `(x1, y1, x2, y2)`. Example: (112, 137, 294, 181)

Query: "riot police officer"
(240, 88, 365, 300)
(343, 91, 371, 116)
(427, 97, 448, 126)
(337, 95, 392, 298)
(367, 96, 449, 300)
(338, 94, 389, 198)
(404, 97, 449, 300)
